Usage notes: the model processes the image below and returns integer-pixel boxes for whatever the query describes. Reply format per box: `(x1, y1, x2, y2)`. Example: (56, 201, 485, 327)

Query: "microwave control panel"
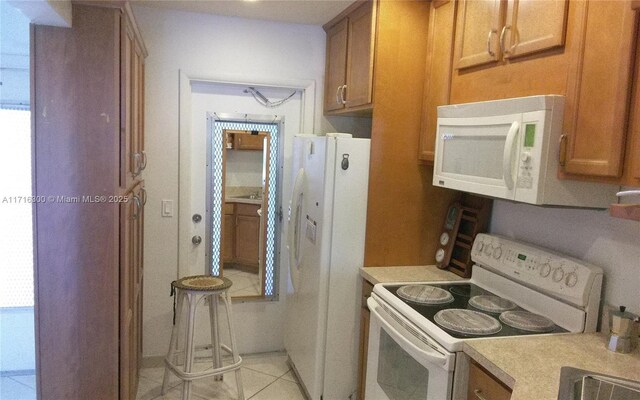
(516, 123, 538, 189)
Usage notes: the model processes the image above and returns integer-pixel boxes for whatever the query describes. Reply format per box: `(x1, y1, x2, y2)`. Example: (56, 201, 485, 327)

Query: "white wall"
(133, 5, 328, 357)
(490, 200, 640, 316)
(226, 150, 263, 188)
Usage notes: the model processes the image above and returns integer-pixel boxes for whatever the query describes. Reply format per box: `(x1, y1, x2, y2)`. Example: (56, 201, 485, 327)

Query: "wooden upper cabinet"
(325, 19, 349, 113)
(323, 0, 376, 115)
(503, 0, 568, 59)
(454, 0, 568, 69)
(454, 0, 503, 69)
(562, 0, 638, 178)
(345, 0, 375, 109)
(419, 0, 457, 163)
(121, 13, 147, 191)
(235, 132, 266, 151)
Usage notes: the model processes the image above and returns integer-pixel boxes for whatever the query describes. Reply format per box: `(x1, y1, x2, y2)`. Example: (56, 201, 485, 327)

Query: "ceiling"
(134, 0, 355, 26)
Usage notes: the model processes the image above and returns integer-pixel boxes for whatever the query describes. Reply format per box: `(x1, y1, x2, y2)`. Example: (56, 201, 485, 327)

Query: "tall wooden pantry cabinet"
(32, 3, 147, 399)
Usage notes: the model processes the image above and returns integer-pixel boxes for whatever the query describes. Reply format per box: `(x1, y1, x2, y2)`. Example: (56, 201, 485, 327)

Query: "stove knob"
(484, 244, 493, 256)
(565, 272, 578, 288)
(435, 248, 445, 263)
(493, 246, 503, 259)
(552, 267, 565, 282)
(476, 240, 484, 253)
(540, 263, 551, 277)
(440, 232, 450, 246)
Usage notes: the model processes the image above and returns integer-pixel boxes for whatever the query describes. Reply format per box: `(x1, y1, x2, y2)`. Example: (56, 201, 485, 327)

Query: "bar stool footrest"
(164, 356, 243, 382)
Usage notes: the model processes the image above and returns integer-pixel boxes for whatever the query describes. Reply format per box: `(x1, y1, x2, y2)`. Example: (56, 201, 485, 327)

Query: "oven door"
(366, 296, 455, 400)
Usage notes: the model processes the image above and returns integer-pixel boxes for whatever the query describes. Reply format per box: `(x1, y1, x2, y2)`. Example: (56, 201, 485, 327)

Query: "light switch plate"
(162, 200, 173, 217)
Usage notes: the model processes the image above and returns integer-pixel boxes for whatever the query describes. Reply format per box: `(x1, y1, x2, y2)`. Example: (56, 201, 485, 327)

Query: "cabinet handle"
(473, 389, 490, 400)
(132, 195, 141, 220)
(140, 151, 147, 170)
(558, 134, 568, 167)
(141, 188, 147, 206)
(335, 86, 342, 105)
(499, 25, 511, 55)
(340, 85, 347, 105)
(487, 29, 496, 57)
(133, 152, 142, 176)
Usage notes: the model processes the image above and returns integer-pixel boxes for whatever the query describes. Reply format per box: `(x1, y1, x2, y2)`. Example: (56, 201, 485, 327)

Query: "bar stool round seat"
(162, 275, 244, 400)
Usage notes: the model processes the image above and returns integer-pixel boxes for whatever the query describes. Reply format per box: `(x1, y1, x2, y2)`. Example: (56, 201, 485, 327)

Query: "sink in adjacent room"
(557, 367, 640, 400)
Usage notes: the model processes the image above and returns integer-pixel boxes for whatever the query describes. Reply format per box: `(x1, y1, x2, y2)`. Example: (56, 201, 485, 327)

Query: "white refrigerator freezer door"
(287, 168, 306, 292)
(284, 136, 330, 400)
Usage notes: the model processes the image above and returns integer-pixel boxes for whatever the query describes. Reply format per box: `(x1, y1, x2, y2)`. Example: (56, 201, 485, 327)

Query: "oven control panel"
(471, 233, 603, 307)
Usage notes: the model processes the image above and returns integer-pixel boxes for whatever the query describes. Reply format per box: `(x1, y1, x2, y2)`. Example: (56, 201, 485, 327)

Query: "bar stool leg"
(162, 289, 185, 395)
(208, 294, 223, 381)
(181, 292, 198, 400)
(222, 291, 244, 400)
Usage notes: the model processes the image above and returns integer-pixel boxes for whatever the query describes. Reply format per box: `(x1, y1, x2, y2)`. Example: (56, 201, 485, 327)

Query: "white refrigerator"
(284, 133, 371, 400)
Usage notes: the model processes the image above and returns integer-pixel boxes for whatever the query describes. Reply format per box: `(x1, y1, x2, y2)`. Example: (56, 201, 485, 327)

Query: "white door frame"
(177, 70, 316, 279)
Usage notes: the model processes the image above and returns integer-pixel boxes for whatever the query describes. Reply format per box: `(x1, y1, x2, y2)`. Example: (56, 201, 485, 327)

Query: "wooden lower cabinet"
(222, 212, 235, 263)
(467, 361, 512, 400)
(356, 279, 374, 400)
(235, 215, 260, 266)
(120, 183, 145, 400)
(222, 202, 260, 271)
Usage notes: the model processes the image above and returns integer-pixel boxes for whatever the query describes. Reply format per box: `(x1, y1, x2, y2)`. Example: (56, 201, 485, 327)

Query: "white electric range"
(365, 233, 603, 400)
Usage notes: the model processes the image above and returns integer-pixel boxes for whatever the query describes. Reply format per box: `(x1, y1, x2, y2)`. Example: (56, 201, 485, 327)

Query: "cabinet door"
(235, 133, 265, 151)
(235, 215, 260, 266)
(324, 18, 348, 112)
(345, 0, 375, 109)
(563, 0, 638, 177)
(419, 0, 457, 162)
(222, 212, 235, 262)
(120, 19, 134, 189)
(120, 185, 143, 400)
(467, 362, 512, 400)
(454, 0, 503, 69)
(503, 0, 568, 59)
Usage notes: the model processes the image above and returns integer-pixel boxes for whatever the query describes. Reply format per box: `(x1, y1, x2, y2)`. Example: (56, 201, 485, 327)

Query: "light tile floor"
(137, 352, 307, 400)
(0, 374, 36, 400)
(0, 353, 304, 400)
(224, 268, 261, 298)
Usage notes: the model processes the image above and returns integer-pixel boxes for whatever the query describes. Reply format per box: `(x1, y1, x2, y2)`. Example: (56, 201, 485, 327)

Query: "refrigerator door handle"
(287, 168, 305, 291)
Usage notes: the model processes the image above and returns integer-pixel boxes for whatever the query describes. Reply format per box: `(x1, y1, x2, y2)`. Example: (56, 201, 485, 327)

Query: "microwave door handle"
(502, 121, 520, 190)
(368, 297, 451, 369)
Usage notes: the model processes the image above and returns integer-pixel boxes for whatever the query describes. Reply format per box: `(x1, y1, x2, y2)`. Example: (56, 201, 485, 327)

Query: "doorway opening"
(207, 117, 282, 298)
(0, 1, 36, 397)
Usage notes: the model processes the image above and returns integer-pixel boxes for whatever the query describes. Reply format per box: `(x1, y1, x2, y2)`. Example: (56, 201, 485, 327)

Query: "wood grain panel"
(419, 0, 457, 163)
(467, 361, 513, 400)
(33, 5, 121, 399)
(563, 0, 638, 177)
(364, 0, 458, 266)
(450, 0, 583, 104)
(454, 0, 502, 69)
(622, 27, 640, 185)
(324, 19, 348, 112)
(504, 0, 568, 59)
(345, 0, 375, 108)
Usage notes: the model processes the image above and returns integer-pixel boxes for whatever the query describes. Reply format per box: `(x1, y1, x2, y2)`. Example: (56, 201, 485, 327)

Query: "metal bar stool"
(162, 275, 244, 400)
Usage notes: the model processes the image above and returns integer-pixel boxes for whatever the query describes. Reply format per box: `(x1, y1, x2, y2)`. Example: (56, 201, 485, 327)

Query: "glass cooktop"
(383, 283, 568, 339)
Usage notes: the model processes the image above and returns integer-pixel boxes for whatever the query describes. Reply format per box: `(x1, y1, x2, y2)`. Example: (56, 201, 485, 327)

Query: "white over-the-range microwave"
(433, 95, 618, 208)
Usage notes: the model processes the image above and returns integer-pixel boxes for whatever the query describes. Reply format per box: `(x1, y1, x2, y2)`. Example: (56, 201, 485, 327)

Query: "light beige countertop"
(463, 333, 640, 400)
(360, 265, 464, 284)
(225, 197, 262, 205)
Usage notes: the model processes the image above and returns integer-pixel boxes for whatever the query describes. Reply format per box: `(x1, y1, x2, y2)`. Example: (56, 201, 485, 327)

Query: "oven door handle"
(368, 297, 454, 371)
